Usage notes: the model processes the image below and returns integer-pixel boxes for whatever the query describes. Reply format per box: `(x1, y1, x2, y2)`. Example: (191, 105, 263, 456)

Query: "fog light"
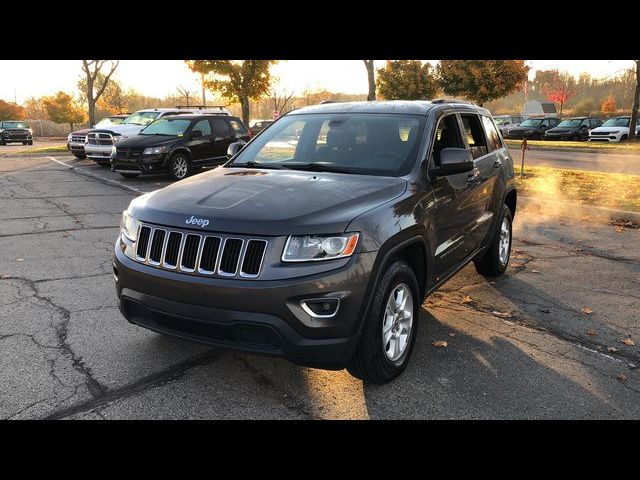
(301, 298, 340, 318)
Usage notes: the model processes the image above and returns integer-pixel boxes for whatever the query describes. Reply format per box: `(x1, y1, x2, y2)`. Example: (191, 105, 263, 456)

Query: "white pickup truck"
(85, 107, 231, 164)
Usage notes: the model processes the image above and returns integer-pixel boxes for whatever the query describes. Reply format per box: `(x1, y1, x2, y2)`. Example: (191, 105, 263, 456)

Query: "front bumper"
(2, 134, 31, 142)
(589, 132, 624, 142)
(67, 141, 86, 153)
(545, 131, 579, 140)
(85, 143, 113, 161)
(111, 153, 167, 174)
(113, 238, 375, 368)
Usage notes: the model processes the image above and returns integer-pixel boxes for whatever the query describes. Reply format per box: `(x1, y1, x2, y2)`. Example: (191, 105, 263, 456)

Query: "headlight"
(28, 128, 33, 135)
(67, 133, 72, 142)
(143, 146, 168, 155)
(113, 134, 128, 143)
(282, 233, 359, 262)
(120, 210, 139, 242)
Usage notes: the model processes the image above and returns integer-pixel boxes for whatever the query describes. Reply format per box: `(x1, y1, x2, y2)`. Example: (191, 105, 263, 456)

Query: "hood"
(547, 126, 578, 133)
(93, 123, 145, 136)
(511, 125, 539, 131)
(591, 126, 628, 133)
(70, 128, 92, 135)
(130, 167, 407, 236)
(117, 134, 179, 148)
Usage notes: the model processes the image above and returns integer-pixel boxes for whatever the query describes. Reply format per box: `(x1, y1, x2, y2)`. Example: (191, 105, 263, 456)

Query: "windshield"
(228, 113, 425, 177)
(493, 118, 508, 125)
(1, 121, 28, 129)
(520, 119, 543, 127)
(123, 111, 160, 126)
(557, 119, 583, 128)
(140, 118, 192, 136)
(602, 117, 630, 127)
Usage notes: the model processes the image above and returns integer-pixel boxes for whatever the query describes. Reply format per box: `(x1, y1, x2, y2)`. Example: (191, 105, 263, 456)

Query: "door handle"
(466, 169, 480, 182)
(494, 159, 502, 168)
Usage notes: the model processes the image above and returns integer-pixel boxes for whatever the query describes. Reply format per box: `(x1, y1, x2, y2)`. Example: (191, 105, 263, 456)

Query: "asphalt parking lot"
(1, 154, 639, 419)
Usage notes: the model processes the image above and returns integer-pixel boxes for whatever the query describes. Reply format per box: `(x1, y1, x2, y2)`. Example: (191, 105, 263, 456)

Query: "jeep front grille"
(132, 223, 268, 279)
(87, 132, 114, 145)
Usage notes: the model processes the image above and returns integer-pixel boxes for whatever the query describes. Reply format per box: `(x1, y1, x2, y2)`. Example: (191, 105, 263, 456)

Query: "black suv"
(504, 117, 561, 140)
(111, 114, 251, 180)
(544, 117, 603, 141)
(113, 101, 516, 384)
(0, 121, 33, 145)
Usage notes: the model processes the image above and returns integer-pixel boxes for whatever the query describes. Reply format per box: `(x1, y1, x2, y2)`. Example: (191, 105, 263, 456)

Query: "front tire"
(474, 204, 513, 277)
(347, 260, 419, 384)
(168, 152, 191, 181)
(119, 173, 139, 179)
(72, 152, 86, 160)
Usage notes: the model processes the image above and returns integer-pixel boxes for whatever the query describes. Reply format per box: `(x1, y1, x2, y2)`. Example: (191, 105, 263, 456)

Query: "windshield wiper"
(280, 163, 354, 174)
(230, 161, 284, 170)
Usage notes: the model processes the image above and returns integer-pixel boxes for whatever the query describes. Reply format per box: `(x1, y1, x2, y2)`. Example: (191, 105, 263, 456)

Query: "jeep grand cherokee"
(113, 100, 517, 384)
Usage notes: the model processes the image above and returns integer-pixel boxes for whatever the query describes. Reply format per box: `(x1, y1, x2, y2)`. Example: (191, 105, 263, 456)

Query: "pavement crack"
(44, 351, 220, 419)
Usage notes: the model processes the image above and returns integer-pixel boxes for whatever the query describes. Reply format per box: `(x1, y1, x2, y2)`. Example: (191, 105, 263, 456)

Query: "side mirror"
(191, 130, 203, 139)
(227, 140, 247, 158)
(433, 148, 474, 176)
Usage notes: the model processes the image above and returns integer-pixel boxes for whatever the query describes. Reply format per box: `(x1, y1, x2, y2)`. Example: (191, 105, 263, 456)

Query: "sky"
(0, 60, 634, 104)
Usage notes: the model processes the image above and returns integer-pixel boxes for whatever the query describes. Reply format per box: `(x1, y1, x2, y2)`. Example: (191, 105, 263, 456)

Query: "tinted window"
(192, 119, 212, 136)
(460, 114, 488, 159)
(482, 116, 503, 152)
(432, 115, 463, 165)
(212, 119, 230, 136)
(1, 121, 28, 129)
(229, 119, 249, 135)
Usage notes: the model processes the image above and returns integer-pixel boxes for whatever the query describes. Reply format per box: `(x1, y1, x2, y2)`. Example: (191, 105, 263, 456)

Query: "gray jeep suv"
(113, 100, 517, 384)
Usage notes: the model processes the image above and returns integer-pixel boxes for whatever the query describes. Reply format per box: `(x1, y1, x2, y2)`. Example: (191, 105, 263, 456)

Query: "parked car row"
(0, 120, 33, 145)
(66, 106, 254, 180)
(498, 114, 640, 143)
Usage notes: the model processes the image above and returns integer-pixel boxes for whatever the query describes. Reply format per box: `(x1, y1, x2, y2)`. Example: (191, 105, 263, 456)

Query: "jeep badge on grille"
(185, 216, 210, 227)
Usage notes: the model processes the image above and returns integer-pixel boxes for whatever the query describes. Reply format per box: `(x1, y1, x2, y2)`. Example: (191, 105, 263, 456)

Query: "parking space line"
(47, 156, 145, 195)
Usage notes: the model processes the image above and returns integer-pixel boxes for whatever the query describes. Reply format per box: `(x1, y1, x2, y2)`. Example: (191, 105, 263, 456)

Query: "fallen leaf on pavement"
(432, 341, 448, 348)
(608, 347, 619, 353)
(16, 258, 24, 262)
(489, 281, 496, 285)
(539, 308, 551, 314)
(622, 338, 635, 346)
(448, 332, 456, 337)
(586, 330, 597, 337)
(581, 307, 593, 314)
(617, 374, 627, 382)
(492, 310, 512, 318)
(614, 226, 624, 233)
(0, 273, 12, 279)
(461, 295, 472, 304)
(62, 232, 70, 237)
(531, 269, 541, 274)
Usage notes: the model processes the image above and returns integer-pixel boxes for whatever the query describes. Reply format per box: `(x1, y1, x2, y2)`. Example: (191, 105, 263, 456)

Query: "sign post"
(520, 139, 528, 178)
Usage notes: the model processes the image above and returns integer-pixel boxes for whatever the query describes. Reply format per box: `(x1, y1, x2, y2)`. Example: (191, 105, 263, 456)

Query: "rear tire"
(119, 173, 139, 179)
(347, 259, 419, 384)
(168, 152, 191, 181)
(474, 204, 513, 277)
(621, 135, 628, 142)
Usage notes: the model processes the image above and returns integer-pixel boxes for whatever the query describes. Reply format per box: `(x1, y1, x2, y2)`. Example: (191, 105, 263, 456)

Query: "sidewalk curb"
(519, 195, 640, 223)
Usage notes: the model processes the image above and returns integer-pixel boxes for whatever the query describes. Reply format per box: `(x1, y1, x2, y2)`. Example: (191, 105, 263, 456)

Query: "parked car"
(504, 117, 561, 140)
(544, 117, 603, 141)
(113, 100, 517, 384)
(493, 115, 524, 137)
(589, 116, 640, 142)
(0, 120, 33, 145)
(66, 114, 129, 159)
(250, 120, 274, 135)
(85, 107, 231, 165)
(111, 114, 250, 180)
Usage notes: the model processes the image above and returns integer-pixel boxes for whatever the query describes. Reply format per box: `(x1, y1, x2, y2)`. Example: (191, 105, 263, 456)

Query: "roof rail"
(174, 105, 227, 110)
(432, 98, 472, 105)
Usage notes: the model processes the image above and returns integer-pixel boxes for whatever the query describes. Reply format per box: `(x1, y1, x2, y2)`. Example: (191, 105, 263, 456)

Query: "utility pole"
(14, 88, 17, 104)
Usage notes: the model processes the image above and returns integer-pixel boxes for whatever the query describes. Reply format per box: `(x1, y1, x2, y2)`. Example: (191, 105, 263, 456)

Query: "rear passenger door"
(459, 113, 504, 250)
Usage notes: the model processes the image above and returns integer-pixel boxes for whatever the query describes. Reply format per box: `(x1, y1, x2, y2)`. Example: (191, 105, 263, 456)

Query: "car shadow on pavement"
(361, 306, 637, 419)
